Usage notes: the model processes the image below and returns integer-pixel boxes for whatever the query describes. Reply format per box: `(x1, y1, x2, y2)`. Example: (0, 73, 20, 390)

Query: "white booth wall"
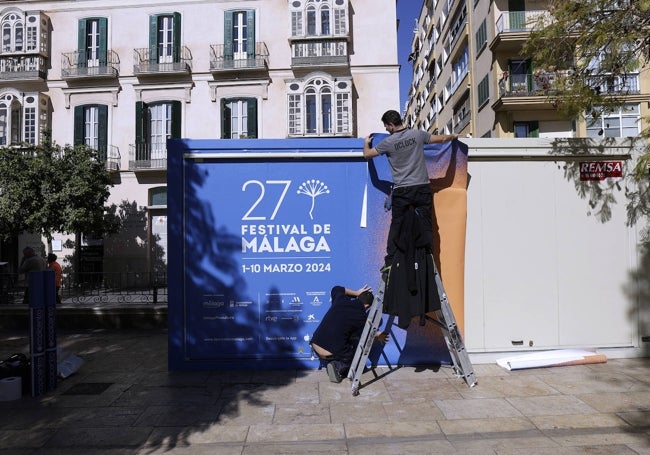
(463, 138, 645, 360)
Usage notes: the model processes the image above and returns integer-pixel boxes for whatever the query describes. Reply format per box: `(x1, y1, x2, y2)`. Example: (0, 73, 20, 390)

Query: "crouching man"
(310, 285, 389, 382)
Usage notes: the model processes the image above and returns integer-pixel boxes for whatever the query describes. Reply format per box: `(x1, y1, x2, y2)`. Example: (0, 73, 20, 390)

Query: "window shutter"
(170, 101, 182, 138)
(135, 101, 147, 145)
(73, 105, 84, 145)
(247, 98, 257, 138)
(77, 20, 87, 66)
(224, 11, 233, 60)
(221, 99, 231, 139)
(148, 15, 158, 62)
(531, 121, 539, 138)
(98, 18, 108, 66)
(98, 104, 108, 157)
(172, 12, 181, 63)
(246, 10, 255, 59)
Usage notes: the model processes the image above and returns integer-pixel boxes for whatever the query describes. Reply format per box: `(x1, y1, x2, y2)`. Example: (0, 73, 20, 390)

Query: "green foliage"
(522, 0, 650, 242)
(524, 0, 650, 122)
(0, 139, 119, 242)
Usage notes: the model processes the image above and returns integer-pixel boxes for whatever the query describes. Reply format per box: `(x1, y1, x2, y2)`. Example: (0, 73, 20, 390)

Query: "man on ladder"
(346, 110, 475, 396)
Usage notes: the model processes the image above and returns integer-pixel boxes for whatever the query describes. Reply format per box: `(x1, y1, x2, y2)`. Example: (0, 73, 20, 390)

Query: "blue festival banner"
(168, 137, 468, 370)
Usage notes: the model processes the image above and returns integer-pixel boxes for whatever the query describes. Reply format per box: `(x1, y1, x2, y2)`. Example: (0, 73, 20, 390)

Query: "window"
(135, 101, 181, 165)
(475, 20, 487, 54)
(286, 75, 352, 136)
(78, 18, 107, 68)
(224, 10, 255, 63)
(0, 92, 34, 146)
(1, 12, 23, 52)
(74, 104, 108, 158)
(221, 98, 257, 139)
(514, 121, 539, 138)
(586, 104, 640, 138)
(149, 13, 181, 64)
(477, 74, 489, 108)
(290, 0, 348, 37)
(509, 59, 531, 93)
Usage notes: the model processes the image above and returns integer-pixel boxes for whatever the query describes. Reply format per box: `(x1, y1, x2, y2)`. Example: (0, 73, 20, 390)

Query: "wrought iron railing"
(133, 46, 192, 74)
(61, 49, 120, 79)
(210, 42, 269, 71)
(0, 272, 167, 305)
(128, 143, 167, 170)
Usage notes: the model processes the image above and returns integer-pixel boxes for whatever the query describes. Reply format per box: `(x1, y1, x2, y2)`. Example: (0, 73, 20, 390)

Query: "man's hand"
(375, 331, 389, 344)
(353, 284, 371, 296)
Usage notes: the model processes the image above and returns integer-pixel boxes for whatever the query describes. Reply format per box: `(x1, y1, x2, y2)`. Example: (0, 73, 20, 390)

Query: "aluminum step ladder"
(347, 258, 477, 396)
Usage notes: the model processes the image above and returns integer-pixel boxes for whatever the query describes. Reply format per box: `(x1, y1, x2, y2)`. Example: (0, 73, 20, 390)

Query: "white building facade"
(0, 0, 400, 274)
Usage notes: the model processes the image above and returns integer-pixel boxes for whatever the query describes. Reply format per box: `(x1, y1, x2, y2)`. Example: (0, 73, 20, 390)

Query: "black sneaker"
(326, 361, 342, 383)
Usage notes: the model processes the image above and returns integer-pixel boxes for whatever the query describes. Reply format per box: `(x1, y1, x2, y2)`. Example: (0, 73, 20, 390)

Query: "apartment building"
(405, 0, 650, 139)
(0, 0, 400, 274)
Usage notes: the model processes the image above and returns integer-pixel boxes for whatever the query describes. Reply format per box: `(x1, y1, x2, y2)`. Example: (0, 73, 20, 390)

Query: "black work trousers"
(385, 183, 433, 265)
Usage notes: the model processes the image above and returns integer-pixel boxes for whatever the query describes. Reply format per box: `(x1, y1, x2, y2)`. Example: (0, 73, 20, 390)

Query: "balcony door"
(149, 13, 181, 65)
(224, 10, 255, 64)
(78, 18, 107, 68)
(74, 104, 108, 159)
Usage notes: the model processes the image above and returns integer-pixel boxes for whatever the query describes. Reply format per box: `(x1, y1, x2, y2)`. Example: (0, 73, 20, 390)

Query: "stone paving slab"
(0, 328, 648, 454)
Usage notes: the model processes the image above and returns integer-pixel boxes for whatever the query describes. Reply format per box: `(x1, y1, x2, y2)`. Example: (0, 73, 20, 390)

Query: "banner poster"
(168, 137, 468, 370)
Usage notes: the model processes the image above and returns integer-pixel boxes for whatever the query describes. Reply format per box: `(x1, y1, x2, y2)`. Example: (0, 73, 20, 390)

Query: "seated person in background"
(310, 285, 389, 383)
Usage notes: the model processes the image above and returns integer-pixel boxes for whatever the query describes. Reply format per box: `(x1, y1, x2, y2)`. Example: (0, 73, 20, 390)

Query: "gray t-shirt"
(375, 128, 430, 188)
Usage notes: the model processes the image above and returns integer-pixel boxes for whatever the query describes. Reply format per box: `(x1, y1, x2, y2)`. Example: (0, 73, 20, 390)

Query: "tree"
(522, 0, 650, 240)
(0, 135, 120, 260)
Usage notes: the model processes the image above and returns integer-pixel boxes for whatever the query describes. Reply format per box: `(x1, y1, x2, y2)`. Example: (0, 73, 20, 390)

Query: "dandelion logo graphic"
(297, 179, 330, 219)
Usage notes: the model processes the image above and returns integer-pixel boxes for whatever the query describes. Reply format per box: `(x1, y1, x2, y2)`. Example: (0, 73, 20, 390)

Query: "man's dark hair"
(358, 290, 374, 306)
(380, 110, 403, 126)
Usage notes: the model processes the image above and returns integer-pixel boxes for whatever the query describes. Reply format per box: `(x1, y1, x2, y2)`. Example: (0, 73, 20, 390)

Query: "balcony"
(210, 42, 269, 74)
(61, 50, 120, 80)
(100, 145, 121, 172)
(0, 55, 47, 81)
(587, 73, 640, 96)
(453, 99, 471, 134)
(490, 10, 549, 52)
(290, 38, 349, 67)
(133, 46, 192, 76)
(128, 143, 166, 170)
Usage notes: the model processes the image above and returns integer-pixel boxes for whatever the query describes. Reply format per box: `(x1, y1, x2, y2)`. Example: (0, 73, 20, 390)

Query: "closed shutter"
(73, 105, 84, 145)
(224, 11, 233, 61)
(221, 99, 231, 139)
(246, 10, 255, 59)
(247, 98, 257, 138)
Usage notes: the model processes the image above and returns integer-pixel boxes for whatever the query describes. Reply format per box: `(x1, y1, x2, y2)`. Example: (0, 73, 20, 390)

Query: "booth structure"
(168, 136, 648, 370)
(167, 137, 469, 370)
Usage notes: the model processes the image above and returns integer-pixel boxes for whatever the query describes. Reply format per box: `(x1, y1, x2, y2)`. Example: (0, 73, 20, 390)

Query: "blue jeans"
(385, 183, 433, 265)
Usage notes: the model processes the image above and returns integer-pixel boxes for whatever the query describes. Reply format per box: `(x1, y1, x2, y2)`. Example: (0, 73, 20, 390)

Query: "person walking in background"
(47, 253, 62, 305)
(363, 109, 457, 276)
(18, 247, 46, 304)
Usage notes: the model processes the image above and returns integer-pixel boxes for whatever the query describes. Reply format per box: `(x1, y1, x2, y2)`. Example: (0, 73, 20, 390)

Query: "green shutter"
(531, 121, 539, 138)
(98, 18, 108, 66)
(135, 101, 146, 145)
(77, 20, 87, 66)
(149, 15, 158, 62)
(224, 11, 233, 60)
(247, 98, 257, 138)
(98, 105, 108, 157)
(221, 99, 231, 139)
(170, 101, 182, 138)
(74, 105, 84, 145)
(246, 10, 255, 59)
(172, 12, 181, 62)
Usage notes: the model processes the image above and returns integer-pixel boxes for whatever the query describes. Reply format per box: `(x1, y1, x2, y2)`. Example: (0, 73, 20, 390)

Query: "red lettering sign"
(579, 161, 623, 181)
